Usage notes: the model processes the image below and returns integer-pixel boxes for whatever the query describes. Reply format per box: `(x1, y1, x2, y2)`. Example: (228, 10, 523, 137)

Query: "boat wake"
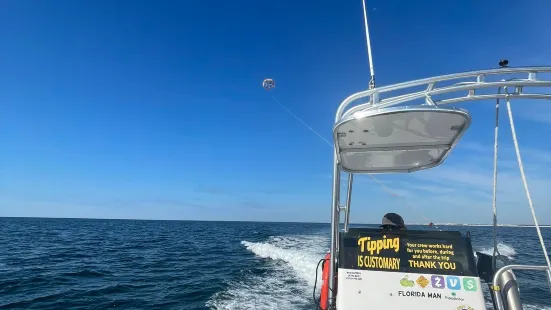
(477, 242, 517, 260)
(206, 234, 326, 310)
(207, 235, 549, 310)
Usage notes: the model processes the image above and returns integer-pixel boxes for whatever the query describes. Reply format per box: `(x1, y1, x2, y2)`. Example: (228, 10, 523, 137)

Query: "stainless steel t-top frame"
(327, 67, 551, 308)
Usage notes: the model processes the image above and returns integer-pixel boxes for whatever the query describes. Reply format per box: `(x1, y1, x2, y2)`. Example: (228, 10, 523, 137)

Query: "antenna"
(361, 0, 376, 89)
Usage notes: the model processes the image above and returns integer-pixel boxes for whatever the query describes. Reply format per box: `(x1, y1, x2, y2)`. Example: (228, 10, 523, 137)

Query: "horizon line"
(0, 216, 549, 227)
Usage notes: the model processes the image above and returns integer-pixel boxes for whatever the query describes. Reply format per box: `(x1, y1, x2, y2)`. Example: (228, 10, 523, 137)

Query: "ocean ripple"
(1, 218, 550, 309)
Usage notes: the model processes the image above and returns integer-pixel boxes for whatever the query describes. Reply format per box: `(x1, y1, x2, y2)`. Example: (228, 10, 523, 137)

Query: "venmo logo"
(446, 276, 461, 290)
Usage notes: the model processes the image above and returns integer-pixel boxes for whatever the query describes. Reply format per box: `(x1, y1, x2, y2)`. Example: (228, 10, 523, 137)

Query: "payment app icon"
(446, 276, 461, 290)
(463, 277, 478, 291)
(416, 275, 429, 288)
(431, 275, 445, 289)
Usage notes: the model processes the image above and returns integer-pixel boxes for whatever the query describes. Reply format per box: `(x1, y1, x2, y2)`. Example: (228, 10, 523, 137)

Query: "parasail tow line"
(271, 95, 333, 146)
(261, 78, 439, 229)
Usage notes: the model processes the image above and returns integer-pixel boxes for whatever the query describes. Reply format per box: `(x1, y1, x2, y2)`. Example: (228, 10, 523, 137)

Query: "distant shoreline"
(412, 223, 551, 228)
(1, 217, 550, 227)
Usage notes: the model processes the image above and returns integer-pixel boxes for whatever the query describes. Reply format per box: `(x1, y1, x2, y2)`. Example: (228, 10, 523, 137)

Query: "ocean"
(0, 218, 550, 310)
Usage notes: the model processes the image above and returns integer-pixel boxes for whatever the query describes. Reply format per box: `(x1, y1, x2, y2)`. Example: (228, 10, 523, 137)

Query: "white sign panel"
(337, 269, 487, 310)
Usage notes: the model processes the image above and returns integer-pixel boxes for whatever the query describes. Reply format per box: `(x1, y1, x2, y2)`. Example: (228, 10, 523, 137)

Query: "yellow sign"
(357, 255, 400, 270)
(342, 229, 476, 276)
(356, 235, 401, 270)
(416, 275, 429, 288)
(408, 260, 457, 270)
(357, 235, 400, 255)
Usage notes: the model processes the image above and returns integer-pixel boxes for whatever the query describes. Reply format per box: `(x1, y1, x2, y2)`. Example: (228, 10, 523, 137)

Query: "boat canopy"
(333, 106, 470, 173)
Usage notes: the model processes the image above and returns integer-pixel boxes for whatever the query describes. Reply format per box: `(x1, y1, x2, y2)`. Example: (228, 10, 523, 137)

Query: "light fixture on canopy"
(333, 105, 471, 173)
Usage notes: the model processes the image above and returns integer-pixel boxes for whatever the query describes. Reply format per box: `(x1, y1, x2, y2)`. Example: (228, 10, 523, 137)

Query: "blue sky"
(1, 0, 550, 224)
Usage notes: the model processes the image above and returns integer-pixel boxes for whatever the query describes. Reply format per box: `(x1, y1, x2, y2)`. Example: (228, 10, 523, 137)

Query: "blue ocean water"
(0, 218, 550, 309)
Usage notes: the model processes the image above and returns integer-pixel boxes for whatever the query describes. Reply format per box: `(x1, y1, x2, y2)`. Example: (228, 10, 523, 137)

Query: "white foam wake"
(240, 236, 326, 286)
(208, 238, 551, 309)
(206, 234, 328, 310)
(477, 242, 517, 260)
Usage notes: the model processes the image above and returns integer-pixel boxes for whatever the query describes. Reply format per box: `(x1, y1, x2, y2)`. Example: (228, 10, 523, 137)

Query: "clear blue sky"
(1, 0, 550, 224)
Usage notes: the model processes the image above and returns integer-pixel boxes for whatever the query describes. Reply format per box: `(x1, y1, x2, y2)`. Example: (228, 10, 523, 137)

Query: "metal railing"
(492, 264, 551, 310)
(335, 67, 551, 122)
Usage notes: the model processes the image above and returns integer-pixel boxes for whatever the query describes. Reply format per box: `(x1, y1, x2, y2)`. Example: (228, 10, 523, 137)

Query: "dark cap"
(380, 213, 406, 229)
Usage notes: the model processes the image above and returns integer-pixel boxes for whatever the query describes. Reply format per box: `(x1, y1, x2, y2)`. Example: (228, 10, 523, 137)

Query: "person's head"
(380, 213, 406, 230)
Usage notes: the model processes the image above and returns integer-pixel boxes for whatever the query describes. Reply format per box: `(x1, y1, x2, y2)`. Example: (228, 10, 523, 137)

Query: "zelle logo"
(430, 275, 445, 289)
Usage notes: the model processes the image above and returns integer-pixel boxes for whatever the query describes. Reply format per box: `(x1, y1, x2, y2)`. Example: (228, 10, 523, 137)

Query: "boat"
(313, 2, 551, 309)
(314, 65, 551, 310)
